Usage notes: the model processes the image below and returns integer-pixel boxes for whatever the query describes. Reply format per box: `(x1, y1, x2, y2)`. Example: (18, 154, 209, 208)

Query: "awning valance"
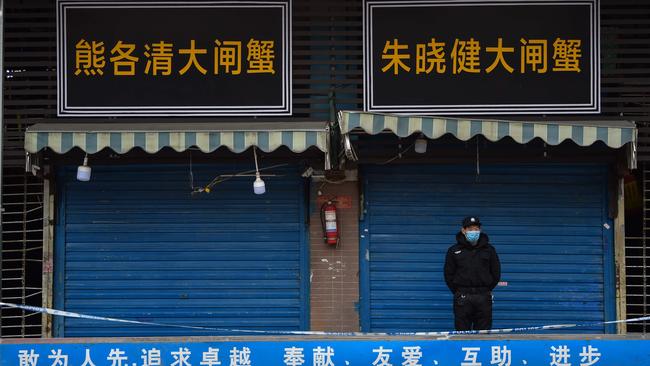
(338, 111, 637, 149)
(25, 122, 329, 154)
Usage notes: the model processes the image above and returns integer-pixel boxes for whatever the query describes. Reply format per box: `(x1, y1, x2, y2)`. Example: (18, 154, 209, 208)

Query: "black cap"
(462, 216, 481, 228)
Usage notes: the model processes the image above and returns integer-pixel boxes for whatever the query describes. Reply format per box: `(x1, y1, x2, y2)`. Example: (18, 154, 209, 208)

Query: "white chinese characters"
(13, 343, 606, 366)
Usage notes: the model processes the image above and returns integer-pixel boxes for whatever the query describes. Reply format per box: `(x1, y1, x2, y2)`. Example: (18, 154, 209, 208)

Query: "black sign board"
(57, 1, 291, 116)
(364, 0, 599, 115)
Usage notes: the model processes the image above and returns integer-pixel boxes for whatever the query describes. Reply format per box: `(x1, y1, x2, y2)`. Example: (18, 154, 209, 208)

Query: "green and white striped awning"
(25, 122, 329, 154)
(339, 111, 637, 149)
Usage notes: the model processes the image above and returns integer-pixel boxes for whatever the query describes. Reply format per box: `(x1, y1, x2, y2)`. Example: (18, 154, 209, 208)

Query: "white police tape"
(2, 301, 650, 337)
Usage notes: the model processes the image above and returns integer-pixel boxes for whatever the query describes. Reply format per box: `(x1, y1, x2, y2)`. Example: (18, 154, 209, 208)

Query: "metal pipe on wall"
(0, 0, 5, 338)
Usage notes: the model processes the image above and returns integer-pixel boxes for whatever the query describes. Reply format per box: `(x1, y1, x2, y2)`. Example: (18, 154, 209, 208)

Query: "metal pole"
(641, 163, 650, 334)
(0, 0, 5, 338)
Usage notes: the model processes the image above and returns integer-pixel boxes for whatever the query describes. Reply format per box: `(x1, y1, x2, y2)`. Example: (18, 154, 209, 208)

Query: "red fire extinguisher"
(321, 200, 340, 246)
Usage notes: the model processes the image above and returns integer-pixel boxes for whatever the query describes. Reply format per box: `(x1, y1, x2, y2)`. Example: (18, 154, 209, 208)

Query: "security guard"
(444, 216, 501, 331)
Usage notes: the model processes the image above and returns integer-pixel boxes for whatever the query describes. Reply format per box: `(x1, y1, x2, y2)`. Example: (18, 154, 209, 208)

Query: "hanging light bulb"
(253, 172, 266, 195)
(76, 155, 91, 181)
(252, 147, 266, 194)
(414, 134, 428, 154)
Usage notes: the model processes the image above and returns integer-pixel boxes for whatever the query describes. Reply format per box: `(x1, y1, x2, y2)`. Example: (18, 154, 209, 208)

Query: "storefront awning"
(24, 122, 329, 154)
(338, 111, 637, 149)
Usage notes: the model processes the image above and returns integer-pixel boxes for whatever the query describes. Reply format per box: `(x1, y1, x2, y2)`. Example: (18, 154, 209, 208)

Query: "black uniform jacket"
(444, 232, 501, 294)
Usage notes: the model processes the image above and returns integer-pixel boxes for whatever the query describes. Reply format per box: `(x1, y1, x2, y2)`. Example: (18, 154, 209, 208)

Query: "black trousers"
(453, 291, 492, 331)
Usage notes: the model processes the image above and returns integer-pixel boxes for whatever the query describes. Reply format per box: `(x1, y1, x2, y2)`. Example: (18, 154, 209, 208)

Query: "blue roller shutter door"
(361, 164, 614, 333)
(55, 164, 308, 337)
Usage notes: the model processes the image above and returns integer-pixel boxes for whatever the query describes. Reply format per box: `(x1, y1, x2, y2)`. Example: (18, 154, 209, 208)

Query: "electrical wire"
(253, 146, 260, 172)
(324, 176, 347, 184)
(377, 141, 416, 165)
(475, 136, 481, 182)
(189, 151, 194, 190)
(193, 163, 289, 194)
(316, 176, 346, 194)
(188, 146, 289, 194)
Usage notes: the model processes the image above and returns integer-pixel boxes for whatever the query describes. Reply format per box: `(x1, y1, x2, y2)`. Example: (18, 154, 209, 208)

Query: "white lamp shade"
(414, 138, 428, 154)
(77, 165, 91, 181)
(253, 177, 266, 195)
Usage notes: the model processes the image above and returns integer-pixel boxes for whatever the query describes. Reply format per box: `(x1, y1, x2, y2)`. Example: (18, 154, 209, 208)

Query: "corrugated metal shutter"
(361, 164, 614, 333)
(54, 164, 308, 337)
